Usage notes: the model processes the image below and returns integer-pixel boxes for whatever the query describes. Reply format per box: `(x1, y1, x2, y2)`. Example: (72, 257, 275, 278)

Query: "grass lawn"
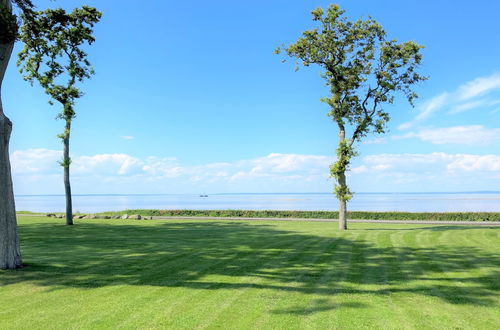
(1, 216, 499, 329)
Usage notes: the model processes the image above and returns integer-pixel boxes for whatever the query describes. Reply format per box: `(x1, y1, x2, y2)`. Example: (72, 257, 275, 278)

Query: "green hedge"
(97, 209, 500, 221)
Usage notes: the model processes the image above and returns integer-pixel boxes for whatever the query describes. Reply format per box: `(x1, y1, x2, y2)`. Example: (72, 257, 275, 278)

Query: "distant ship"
(199, 194, 208, 197)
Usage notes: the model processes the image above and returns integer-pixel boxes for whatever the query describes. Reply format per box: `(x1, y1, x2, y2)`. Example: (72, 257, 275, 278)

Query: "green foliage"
(334, 185, 352, 202)
(0, 0, 33, 44)
(16, 4, 101, 176)
(95, 209, 500, 222)
(0, 1, 37, 44)
(277, 5, 426, 209)
(330, 139, 357, 201)
(12, 0, 33, 12)
(17, 5, 101, 121)
(58, 156, 71, 168)
(330, 140, 357, 179)
(0, 3, 18, 43)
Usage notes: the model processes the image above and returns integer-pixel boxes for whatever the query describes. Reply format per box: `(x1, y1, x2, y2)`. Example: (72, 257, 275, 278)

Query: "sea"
(14, 192, 500, 213)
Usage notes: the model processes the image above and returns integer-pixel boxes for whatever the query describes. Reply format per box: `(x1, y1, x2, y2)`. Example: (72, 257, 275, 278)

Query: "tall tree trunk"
(338, 173, 347, 230)
(63, 119, 73, 225)
(338, 128, 347, 231)
(0, 0, 23, 269)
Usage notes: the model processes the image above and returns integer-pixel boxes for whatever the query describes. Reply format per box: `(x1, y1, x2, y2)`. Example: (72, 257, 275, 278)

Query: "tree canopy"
(17, 5, 101, 225)
(277, 4, 426, 229)
(18, 6, 101, 110)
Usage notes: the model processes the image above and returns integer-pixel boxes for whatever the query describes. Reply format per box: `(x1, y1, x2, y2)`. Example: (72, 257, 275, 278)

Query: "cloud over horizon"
(11, 149, 500, 195)
(11, 149, 334, 194)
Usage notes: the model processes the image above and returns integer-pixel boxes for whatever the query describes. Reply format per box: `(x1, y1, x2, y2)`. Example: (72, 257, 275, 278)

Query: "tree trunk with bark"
(338, 128, 348, 230)
(338, 176, 347, 230)
(63, 119, 73, 225)
(0, 0, 23, 269)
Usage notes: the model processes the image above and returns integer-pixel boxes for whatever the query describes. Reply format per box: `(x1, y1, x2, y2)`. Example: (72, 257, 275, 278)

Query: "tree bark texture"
(63, 119, 73, 225)
(0, 0, 23, 269)
(338, 128, 348, 231)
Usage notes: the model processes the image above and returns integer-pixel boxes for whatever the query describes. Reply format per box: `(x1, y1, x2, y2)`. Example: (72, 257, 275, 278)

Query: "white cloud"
(362, 137, 387, 145)
(456, 73, 500, 101)
(415, 93, 449, 121)
(398, 93, 449, 130)
(450, 99, 500, 114)
(362, 152, 455, 172)
(359, 152, 500, 174)
(142, 156, 181, 177)
(10, 150, 334, 194)
(73, 154, 144, 176)
(350, 165, 368, 174)
(349, 152, 500, 190)
(397, 125, 500, 145)
(10, 149, 61, 175)
(447, 154, 500, 172)
(10, 149, 500, 194)
(399, 73, 500, 129)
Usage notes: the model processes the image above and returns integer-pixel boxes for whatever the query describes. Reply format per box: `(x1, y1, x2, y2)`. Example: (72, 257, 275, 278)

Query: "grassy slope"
(1, 216, 498, 329)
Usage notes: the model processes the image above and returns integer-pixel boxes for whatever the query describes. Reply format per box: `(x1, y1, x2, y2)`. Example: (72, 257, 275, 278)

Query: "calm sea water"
(14, 193, 500, 213)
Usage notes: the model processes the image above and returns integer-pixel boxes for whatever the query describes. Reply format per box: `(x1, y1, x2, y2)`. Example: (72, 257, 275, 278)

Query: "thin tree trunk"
(63, 119, 73, 225)
(0, 0, 23, 269)
(338, 128, 348, 231)
(338, 172, 347, 230)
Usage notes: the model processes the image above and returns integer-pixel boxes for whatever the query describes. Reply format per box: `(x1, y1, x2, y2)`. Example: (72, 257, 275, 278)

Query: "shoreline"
(17, 214, 500, 226)
(18, 209, 500, 222)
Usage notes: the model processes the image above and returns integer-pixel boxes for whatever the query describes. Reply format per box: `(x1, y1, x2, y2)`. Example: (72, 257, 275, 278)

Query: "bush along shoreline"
(87, 209, 500, 222)
(18, 210, 500, 222)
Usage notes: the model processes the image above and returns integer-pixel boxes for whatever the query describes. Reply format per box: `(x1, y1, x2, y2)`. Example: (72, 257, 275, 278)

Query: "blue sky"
(5, 0, 500, 194)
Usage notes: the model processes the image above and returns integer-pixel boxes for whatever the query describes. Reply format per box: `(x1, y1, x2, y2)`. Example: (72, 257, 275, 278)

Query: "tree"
(17, 6, 101, 225)
(0, 1, 100, 268)
(0, 0, 33, 269)
(277, 5, 426, 230)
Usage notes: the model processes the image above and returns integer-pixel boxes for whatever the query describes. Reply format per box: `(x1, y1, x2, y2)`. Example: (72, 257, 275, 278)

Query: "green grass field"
(1, 216, 499, 329)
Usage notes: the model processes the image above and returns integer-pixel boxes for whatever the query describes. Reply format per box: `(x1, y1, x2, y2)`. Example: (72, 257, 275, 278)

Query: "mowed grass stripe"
(380, 228, 420, 330)
(207, 235, 345, 329)
(340, 230, 403, 329)
(414, 229, 472, 327)
(433, 228, 500, 328)
(329, 230, 398, 329)
(2, 222, 248, 327)
(71, 243, 256, 330)
(433, 229, 495, 329)
(298, 232, 360, 330)
(1, 217, 498, 329)
(160, 230, 322, 329)
(2, 221, 252, 327)
(432, 227, 500, 328)
(399, 228, 483, 329)
(393, 229, 447, 329)
(118, 222, 318, 329)
(30, 221, 312, 328)
(134, 231, 314, 328)
(285, 235, 349, 329)
(384, 228, 435, 330)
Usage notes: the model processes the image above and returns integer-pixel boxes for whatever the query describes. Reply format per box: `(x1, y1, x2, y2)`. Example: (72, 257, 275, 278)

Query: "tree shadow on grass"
(361, 225, 499, 231)
(272, 299, 365, 315)
(1, 220, 499, 315)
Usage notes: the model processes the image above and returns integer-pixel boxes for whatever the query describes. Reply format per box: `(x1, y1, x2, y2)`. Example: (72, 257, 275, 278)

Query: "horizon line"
(14, 191, 500, 197)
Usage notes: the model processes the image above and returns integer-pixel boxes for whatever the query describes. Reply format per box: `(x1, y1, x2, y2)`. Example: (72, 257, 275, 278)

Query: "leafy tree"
(0, 0, 34, 269)
(277, 5, 426, 230)
(17, 6, 101, 225)
(0, 1, 100, 269)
